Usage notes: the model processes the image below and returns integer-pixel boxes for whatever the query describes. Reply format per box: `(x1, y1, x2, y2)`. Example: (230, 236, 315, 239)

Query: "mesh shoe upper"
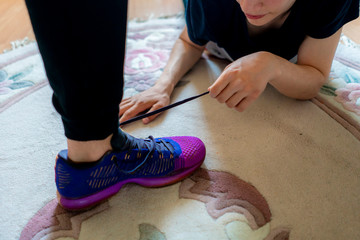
(55, 131, 205, 200)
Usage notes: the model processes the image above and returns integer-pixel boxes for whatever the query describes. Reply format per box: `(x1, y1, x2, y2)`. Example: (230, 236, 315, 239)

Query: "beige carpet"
(12, 56, 360, 240)
(1, 17, 360, 240)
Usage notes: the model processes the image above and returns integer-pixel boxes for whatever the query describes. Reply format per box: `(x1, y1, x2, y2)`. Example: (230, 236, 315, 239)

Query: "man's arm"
(119, 26, 205, 124)
(270, 28, 342, 99)
(209, 28, 342, 112)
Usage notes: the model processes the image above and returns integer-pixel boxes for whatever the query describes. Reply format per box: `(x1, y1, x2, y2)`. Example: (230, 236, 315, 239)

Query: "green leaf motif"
(139, 223, 167, 240)
(9, 80, 35, 90)
(320, 85, 337, 97)
(8, 65, 34, 82)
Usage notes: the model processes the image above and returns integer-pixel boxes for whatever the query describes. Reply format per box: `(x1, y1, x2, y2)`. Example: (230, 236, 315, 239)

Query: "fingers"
(234, 97, 255, 112)
(119, 102, 151, 124)
(208, 73, 259, 112)
(119, 97, 132, 116)
(119, 98, 166, 125)
(142, 104, 164, 124)
(208, 71, 231, 99)
(224, 91, 247, 109)
(209, 72, 244, 104)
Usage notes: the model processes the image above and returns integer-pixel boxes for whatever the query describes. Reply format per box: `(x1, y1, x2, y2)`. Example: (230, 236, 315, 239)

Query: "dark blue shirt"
(185, 0, 359, 60)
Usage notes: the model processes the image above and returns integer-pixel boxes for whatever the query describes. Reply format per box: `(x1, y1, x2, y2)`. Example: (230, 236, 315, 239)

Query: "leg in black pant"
(25, 0, 206, 211)
(25, 0, 127, 141)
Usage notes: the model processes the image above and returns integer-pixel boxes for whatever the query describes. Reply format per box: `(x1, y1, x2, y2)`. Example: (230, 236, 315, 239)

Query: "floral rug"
(2, 20, 360, 142)
(1, 17, 360, 142)
(312, 35, 360, 140)
(123, 16, 185, 98)
(0, 16, 184, 113)
(0, 42, 47, 113)
(20, 169, 290, 240)
(1, 16, 360, 240)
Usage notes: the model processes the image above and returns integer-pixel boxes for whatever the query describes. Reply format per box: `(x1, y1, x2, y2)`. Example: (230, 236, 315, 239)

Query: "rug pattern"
(0, 43, 47, 113)
(0, 15, 358, 240)
(1, 18, 360, 142)
(19, 169, 290, 240)
(123, 16, 185, 98)
(312, 35, 360, 140)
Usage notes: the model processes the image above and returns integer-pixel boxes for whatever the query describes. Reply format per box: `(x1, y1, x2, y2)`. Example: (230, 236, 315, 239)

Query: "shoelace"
(114, 91, 209, 173)
(115, 136, 174, 174)
(120, 91, 209, 126)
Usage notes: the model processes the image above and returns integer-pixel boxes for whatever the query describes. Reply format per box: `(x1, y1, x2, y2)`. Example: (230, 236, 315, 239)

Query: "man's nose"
(240, 0, 264, 13)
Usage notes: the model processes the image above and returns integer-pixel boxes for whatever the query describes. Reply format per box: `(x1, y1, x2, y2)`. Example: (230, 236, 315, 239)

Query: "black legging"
(25, 0, 128, 141)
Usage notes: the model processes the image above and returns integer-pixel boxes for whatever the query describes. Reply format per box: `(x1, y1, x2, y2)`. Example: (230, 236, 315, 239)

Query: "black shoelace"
(120, 91, 209, 126)
(114, 136, 156, 174)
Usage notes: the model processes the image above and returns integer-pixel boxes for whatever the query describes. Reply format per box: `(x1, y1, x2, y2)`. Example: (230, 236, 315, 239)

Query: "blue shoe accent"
(55, 131, 206, 210)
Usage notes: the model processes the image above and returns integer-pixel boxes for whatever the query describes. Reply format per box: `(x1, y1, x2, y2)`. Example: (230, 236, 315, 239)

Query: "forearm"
(154, 28, 204, 96)
(269, 53, 327, 99)
(270, 30, 341, 100)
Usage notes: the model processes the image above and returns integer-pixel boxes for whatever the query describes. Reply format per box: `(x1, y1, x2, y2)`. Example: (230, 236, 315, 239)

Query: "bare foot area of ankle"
(67, 134, 113, 163)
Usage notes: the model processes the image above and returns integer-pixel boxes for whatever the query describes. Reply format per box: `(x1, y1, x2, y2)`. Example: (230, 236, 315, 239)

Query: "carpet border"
(312, 96, 360, 141)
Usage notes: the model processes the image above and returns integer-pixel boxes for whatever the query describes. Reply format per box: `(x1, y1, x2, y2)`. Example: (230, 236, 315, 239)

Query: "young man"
(119, 0, 359, 124)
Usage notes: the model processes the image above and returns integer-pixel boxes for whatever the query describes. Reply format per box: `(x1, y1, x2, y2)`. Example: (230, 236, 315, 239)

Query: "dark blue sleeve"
(305, 0, 359, 39)
(185, 0, 209, 46)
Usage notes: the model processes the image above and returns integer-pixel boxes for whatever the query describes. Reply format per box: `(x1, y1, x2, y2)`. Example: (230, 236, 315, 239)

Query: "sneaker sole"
(57, 159, 204, 211)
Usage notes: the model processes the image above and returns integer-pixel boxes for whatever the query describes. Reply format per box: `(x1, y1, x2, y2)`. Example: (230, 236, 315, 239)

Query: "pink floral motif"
(124, 48, 169, 75)
(124, 71, 161, 92)
(145, 32, 181, 50)
(335, 83, 360, 115)
(127, 32, 152, 41)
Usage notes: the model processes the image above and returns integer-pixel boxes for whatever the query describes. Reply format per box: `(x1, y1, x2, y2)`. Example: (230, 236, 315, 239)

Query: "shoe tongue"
(111, 128, 174, 153)
(110, 128, 151, 151)
(110, 128, 132, 151)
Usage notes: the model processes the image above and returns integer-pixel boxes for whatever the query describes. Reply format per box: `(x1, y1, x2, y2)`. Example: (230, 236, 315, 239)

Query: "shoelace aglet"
(120, 91, 209, 126)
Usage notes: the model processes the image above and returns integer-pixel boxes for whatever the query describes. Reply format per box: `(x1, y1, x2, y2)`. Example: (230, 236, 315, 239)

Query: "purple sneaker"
(55, 130, 206, 210)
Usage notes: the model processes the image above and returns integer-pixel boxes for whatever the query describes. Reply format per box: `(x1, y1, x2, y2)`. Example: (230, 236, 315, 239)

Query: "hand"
(119, 85, 171, 124)
(208, 51, 277, 112)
